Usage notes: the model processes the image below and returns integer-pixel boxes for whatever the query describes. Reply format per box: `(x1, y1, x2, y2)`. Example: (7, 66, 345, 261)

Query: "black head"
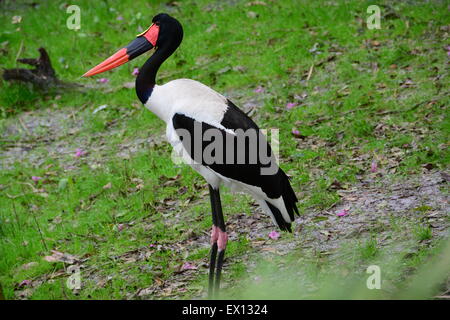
(151, 13, 183, 51)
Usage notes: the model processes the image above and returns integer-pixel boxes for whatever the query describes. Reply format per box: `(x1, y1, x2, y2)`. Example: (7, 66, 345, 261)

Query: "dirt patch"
(0, 106, 166, 171)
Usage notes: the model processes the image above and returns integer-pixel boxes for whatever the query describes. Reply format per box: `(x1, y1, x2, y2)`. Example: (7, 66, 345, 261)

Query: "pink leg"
(209, 225, 228, 296)
(214, 228, 227, 293)
(208, 185, 227, 297)
(210, 225, 228, 250)
(217, 229, 228, 252)
(210, 225, 219, 245)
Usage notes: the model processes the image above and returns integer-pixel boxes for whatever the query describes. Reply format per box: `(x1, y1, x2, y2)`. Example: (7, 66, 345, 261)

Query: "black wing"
(172, 99, 298, 229)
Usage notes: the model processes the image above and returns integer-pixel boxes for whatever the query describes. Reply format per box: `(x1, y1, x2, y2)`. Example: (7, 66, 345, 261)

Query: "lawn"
(0, 0, 449, 300)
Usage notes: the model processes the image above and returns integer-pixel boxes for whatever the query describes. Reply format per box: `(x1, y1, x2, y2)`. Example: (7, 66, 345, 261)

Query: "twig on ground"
(306, 64, 314, 81)
(14, 39, 24, 63)
(31, 211, 49, 252)
(18, 117, 33, 137)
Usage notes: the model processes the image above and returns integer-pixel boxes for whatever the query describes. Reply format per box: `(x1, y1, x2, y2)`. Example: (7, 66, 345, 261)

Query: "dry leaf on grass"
(44, 250, 79, 264)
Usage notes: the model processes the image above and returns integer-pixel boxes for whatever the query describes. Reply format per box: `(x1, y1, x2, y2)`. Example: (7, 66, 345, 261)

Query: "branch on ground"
(2, 47, 81, 91)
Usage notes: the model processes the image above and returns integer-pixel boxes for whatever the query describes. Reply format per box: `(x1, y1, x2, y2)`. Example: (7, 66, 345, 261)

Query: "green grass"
(0, 0, 449, 299)
(358, 237, 379, 261)
(414, 225, 433, 242)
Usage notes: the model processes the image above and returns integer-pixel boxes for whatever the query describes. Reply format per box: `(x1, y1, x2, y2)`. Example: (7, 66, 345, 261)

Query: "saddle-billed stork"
(83, 13, 298, 298)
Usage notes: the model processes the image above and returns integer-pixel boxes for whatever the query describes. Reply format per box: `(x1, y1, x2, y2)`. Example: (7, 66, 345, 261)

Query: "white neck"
(143, 85, 173, 123)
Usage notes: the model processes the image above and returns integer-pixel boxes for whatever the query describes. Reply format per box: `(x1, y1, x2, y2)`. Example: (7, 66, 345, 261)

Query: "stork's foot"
(208, 226, 228, 299)
(208, 242, 217, 297)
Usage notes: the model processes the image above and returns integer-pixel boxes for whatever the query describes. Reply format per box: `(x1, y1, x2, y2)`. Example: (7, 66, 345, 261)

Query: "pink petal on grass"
(254, 86, 264, 93)
(97, 78, 109, 84)
(31, 176, 42, 182)
(181, 262, 197, 270)
(132, 68, 139, 76)
(336, 209, 349, 217)
(286, 102, 298, 110)
(116, 15, 124, 21)
(268, 231, 280, 240)
(371, 160, 378, 173)
(292, 129, 301, 137)
(74, 148, 86, 157)
(117, 224, 125, 232)
(18, 280, 32, 288)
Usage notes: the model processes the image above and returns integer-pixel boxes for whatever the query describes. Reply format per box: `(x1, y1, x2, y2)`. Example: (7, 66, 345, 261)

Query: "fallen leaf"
(246, 1, 267, 6)
(16, 288, 33, 299)
(18, 262, 38, 271)
(206, 24, 216, 33)
(400, 78, 414, 88)
(328, 180, 343, 190)
(181, 262, 197, 271)
(12, 16, 22, 24)
(154, 277, 164, 287)
(309, 42, 321, 54)
(123, 81, 135, 89)
(137, 287, 155, 297)
(247, 11, 258, 19)
(93, 104, 108, 114)
(294, 93, 308, 101)
(232, 65, 246, 72)
(44, 250, 79, 264)
(217, 66, 231, 74)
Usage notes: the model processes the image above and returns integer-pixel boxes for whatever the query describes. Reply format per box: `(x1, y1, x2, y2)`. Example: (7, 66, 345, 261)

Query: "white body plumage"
(144, 79, 293, 226)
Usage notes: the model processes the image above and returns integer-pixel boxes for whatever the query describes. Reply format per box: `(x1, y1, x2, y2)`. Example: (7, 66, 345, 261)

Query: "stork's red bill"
(82, 23, 159, 77)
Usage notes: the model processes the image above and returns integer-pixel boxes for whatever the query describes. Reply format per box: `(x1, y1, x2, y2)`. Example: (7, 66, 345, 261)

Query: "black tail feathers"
(280, 170, 299, 222)
(265, 201, 292, 232)
(265, 169, 299, 233)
